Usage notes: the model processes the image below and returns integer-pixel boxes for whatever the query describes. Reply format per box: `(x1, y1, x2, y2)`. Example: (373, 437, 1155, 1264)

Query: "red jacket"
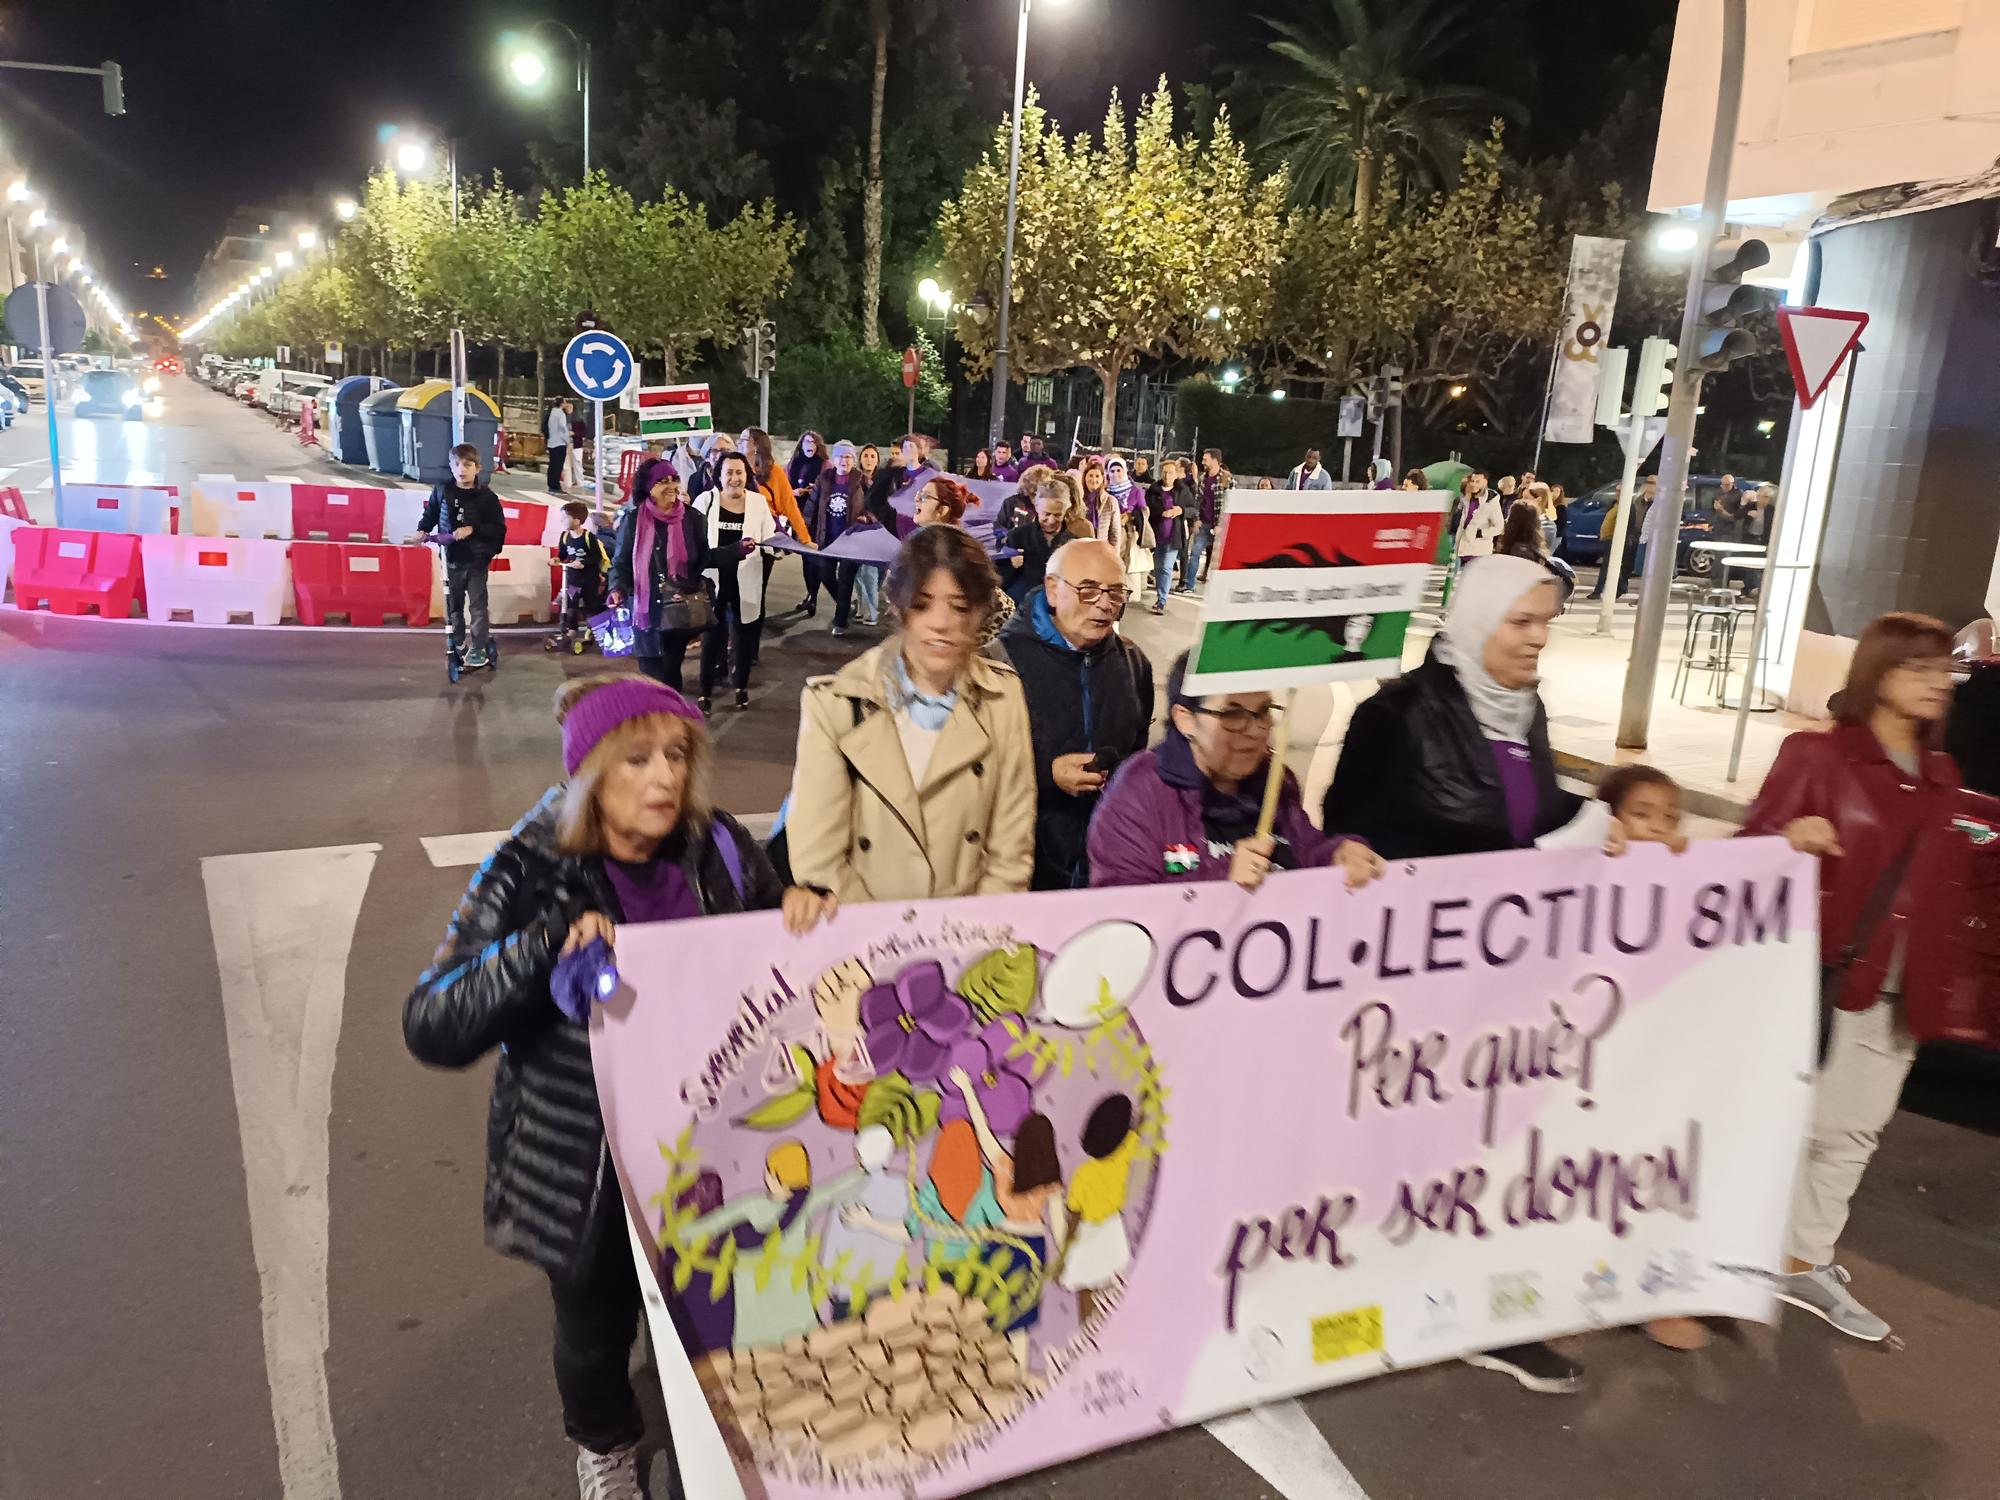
(1741, 722, 1988, 1042)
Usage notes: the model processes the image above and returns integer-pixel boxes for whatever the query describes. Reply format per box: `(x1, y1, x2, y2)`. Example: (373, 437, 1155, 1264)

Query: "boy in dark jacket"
(548, 501, 611, 651)
(415, 443, 508, 668)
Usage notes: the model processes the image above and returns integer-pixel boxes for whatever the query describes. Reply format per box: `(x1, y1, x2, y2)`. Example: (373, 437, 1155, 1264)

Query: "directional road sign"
(563, 330, 637, 403)
(3, 282, 86, 355)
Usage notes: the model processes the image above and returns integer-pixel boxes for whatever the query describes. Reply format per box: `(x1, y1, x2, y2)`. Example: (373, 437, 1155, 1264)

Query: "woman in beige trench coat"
(788, 526, 1037, 902)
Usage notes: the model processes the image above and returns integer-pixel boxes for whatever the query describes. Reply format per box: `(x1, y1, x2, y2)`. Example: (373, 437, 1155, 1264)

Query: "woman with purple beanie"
(404, 676, 837, 1500)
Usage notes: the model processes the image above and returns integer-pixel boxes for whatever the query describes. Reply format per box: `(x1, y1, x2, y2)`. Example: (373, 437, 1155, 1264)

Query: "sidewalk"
(1116, 560, 1810, 820)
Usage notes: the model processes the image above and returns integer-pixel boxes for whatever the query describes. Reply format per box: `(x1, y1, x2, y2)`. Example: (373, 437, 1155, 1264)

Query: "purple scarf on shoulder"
(633, 498, 691, 619)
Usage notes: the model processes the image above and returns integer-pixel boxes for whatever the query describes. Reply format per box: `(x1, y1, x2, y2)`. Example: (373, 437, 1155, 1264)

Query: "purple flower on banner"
(859, 961, 973, 1084)
(940, 1018, 1036, 1136)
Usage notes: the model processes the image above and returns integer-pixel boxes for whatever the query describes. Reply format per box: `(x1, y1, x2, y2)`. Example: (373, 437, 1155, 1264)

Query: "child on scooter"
(414, 443, 507, 669)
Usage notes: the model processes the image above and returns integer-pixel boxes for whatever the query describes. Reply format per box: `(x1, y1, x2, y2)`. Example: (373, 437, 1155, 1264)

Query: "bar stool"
(1672, 589, 1740, 704)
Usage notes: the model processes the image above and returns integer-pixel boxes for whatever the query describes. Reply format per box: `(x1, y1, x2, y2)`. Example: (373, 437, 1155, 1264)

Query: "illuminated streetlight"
(49, 236, 68, 258)
(1205, 304, 1222, 320)
(508, 48, 548, 87)
(1448, 383, 1468, 399)
(393, 137, 430, 173)
(1269, 388, 1287, 401)
(5, 178, 29, 202)
(1654, 222, 1698, 254)
(296, 227, 319, 249)
(918, 276, 941, 304)
(26, 208, 47, 229)
(275, 250, 294, 269)
(1218, 368, 1243, 389)
(335, 197, 358, 221)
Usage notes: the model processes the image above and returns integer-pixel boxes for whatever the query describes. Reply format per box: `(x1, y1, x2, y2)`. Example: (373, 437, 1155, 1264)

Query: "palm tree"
(1259, 0, 1517, 226)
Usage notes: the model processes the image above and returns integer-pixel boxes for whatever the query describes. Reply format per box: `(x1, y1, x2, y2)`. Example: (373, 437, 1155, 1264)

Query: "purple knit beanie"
(562, 679, 705, 775)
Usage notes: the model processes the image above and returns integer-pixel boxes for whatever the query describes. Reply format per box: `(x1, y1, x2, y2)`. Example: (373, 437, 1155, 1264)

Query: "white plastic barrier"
(55, 483, 177, 535)
(191, 479, 293, 539)
(140, 534, 292, 625)
(382, 485, 433, 545)
(431, 543, 554, 625)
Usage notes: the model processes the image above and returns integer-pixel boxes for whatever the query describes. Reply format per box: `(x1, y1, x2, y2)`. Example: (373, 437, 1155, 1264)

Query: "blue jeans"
(1153, 532, 1180, 607)
(1180, 525, 1210, 592)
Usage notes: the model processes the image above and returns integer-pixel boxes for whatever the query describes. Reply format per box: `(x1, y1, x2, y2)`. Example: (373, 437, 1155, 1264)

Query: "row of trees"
(207, 169, 799, 395)
(937, 82, 1655, 444)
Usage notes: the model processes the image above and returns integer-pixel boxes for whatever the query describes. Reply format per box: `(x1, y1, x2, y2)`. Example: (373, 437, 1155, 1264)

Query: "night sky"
(3, 0, 1673, 323)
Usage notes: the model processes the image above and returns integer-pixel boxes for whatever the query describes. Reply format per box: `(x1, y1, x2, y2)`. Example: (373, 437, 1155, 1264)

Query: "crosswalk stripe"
(201, 842, 377, 1500)
(1205, 1397, 1373, 1500)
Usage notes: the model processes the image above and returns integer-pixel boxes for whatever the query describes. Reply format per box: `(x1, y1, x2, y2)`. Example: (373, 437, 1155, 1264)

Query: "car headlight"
(143, 375, 161, 394)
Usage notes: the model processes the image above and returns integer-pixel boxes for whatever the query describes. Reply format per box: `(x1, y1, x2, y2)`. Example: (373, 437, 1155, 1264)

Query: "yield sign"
(1776, 306, 1867, 409)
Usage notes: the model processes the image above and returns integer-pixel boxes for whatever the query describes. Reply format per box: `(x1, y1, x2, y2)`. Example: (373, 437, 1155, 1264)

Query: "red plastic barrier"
(0, 486, 28, 522)
(499, 497, 550, 546)
(290, 483, 387, 542)
(10, 527, 146, 618)
(618, 448, 642, 499)
(289, 541, 432, 626)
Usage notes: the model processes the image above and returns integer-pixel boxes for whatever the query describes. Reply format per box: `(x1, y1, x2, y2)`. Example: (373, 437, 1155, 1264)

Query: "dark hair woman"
(1089, 649, 1383, 892)
(1742, 612, 1984, 1345)
(403, 677, 833, 1500)
(785, 430, 826, 496)
(970, 447, 996, 480)
(1321, 552, 1621, 1395)
(1400, 468, 1427, 491)
(787, 526, 1036, 902)
(699, 452, 777, 712)
(610, 465, 713, 694)
(912, 474, 1016, 643)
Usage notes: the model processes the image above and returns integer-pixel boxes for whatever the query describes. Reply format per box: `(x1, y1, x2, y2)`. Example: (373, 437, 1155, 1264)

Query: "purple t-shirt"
(603, 856, 702, 925)
(1488, 740, 1539, 848)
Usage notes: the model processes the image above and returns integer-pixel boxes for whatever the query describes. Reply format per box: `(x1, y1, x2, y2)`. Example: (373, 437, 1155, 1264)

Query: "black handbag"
(1816, 825, 1920, 1066)
(654, 578, 713, 634)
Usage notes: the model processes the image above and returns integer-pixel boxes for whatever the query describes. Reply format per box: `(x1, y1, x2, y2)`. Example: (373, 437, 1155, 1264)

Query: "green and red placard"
(1181, 490, 1451, 695)
(634, 382, 714, 438)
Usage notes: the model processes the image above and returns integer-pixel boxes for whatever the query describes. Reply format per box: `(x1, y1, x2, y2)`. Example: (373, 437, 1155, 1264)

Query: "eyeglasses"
(1188, 702, 1283, 733)
(1058, 579, 1131, 607)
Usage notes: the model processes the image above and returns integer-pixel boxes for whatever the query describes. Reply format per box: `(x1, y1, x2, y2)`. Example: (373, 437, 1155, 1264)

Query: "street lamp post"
(988, 0, 1037, 451)
(391, 128, 467, 443)
(506, 22, 592, 176)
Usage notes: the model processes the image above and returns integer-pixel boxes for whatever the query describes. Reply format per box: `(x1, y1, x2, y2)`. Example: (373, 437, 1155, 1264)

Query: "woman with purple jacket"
(1087, 650, 1384, 892)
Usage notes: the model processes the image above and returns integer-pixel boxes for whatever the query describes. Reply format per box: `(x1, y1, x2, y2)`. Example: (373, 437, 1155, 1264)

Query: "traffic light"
(1692, 239, 1776, 375)
(100, 61, 124, 116)
(1630, 335, 1676, 418)
(1593, 345, 1630, 429)
(1382, 363, 1404, 407)
(743, 319, 777, 378)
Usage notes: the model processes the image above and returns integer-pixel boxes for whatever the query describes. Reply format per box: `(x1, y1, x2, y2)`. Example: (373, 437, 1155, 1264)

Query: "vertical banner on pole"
(1543, 235, 1626, 445)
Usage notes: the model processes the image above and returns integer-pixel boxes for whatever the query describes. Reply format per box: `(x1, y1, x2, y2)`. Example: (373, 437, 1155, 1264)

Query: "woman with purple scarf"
(1103, 456, 1145, 575)
(610, 465, 714, 693)
(1088, 649, 1384, 892)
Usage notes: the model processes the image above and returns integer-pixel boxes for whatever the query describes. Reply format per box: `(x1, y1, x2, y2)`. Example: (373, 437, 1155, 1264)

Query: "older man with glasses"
(993, 539, 1154, 890)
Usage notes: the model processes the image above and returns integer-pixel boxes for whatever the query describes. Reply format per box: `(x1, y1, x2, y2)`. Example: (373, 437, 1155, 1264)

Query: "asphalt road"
(2, 385, 1996, 1500)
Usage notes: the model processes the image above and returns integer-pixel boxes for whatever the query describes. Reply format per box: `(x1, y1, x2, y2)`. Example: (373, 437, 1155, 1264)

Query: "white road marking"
(1205, 1398, 1373, 1500)
(202, 841, 379, 1500)
(421, 814, 778, 868)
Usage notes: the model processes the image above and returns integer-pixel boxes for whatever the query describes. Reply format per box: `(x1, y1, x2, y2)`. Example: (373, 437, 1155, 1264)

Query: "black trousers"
(805, 557, 859, 626)
(634, 629, 703, 693)
(700, 601, 762, 693)
(548, 1178, 644, 1455)
(547, 445, 568, 493)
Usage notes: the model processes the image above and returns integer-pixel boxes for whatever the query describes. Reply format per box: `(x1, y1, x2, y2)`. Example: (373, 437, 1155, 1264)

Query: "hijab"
(1105, 457, 1139, 512)
(1434, 554, 1557, 743)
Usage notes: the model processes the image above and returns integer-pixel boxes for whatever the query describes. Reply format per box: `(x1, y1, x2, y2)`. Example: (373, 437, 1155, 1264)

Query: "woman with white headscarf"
(1321, 552, 1621, 1396)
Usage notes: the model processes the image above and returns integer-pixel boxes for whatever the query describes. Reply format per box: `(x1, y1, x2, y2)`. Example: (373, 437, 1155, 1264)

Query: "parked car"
(6, 362, 47, 401)
(75, 368, 149, 421)
(255, 368, 330, 418)
(1561, 474, 1767, 579)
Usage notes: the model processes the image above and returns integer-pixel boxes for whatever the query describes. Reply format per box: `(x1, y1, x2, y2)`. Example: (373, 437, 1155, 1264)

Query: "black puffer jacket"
(403, 788, 784, 1282)
(994, 598, 1154, 889)
(1322, 650, 1578, 859)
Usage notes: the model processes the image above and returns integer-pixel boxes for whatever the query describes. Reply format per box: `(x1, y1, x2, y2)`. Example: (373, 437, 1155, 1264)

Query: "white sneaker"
(577, 1442, 644, 1500)
(1774, 1263, 1891, 1342)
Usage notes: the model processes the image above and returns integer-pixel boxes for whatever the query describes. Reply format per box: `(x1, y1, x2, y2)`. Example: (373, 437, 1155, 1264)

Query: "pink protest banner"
(594, 839, 1818, 1497)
